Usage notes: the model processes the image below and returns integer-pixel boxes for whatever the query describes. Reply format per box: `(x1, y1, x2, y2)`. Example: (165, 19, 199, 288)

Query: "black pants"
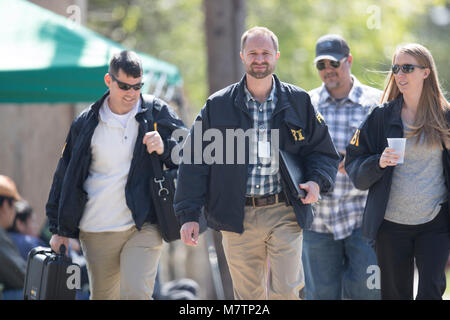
(375, 203, 450, 300)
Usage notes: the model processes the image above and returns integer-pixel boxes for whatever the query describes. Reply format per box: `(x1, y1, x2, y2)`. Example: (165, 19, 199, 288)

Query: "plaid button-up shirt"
(309, 76, 381, 240)
(245, 78, 282, 196)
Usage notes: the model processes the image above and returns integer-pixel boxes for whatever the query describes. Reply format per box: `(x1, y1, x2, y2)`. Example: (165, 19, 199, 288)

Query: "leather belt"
(245, 192, 286, 208)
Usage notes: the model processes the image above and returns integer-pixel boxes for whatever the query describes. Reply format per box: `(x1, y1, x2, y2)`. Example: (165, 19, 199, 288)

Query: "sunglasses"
(316, 58, 345, 71)
(110, 74, 144, 91)
(391, 64, 426, 74)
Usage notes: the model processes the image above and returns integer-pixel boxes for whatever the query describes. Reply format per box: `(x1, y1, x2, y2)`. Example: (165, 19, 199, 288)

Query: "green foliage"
(246, 0, 449, 95)
(87, 0, 449, 113)
(87, 0, 206, 114)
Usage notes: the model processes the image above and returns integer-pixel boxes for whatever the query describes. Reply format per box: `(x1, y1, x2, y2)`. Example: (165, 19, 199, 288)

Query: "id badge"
(258, 140, 271, 158)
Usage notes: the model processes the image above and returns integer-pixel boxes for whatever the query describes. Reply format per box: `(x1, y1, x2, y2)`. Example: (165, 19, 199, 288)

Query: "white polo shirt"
(79, 98, 141, 233)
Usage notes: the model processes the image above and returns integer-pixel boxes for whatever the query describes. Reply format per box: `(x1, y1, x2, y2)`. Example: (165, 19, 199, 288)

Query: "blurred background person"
(0, 175, 26, 300)
(7, 200, 47, 260)
(302, 34, 381, 300)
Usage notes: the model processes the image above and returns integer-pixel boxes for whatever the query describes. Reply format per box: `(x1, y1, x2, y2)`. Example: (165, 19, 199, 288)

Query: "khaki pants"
(221, 202, 304, 300)
(79, 223, 163, 300)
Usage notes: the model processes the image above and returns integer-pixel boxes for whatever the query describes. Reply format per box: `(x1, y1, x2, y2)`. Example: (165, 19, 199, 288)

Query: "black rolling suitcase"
(23, 245, 79, 300)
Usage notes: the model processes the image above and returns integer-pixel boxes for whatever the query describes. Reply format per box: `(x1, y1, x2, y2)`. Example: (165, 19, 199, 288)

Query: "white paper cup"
(387, 138, 406, 164)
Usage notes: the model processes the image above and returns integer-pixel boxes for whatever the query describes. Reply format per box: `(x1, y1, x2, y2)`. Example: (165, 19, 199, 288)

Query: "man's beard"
(247, 63, 274, 79)
(324, 72, 340, 89)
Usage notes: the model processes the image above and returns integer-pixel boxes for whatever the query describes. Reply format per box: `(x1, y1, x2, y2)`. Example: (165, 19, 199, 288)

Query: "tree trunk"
(203, 0, 246, 300)
(204, 0, 246, 94)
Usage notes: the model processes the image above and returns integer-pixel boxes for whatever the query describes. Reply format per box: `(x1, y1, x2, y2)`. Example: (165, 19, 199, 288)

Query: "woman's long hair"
(381, 43, 450, 149)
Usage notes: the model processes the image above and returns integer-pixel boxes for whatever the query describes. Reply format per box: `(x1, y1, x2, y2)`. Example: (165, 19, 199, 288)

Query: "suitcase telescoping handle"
(58, 244, 67, 257)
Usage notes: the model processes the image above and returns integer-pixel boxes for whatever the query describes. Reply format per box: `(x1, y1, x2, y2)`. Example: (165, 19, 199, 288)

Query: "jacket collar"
(387, 95, 404, 128)
(91, 90, 110, 115)
(234, 73, 291, 116)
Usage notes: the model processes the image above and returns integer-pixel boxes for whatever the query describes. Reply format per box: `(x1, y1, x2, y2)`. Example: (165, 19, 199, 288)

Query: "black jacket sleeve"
(173, 104, 211, 225)
(45, 119, 80, 235)
(295, 92, 340, 193)
(345, 106, 386, 190)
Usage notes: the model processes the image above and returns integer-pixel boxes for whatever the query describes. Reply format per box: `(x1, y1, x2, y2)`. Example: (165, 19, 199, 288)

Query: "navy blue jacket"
(345, 95, 450, 240)
(46, 92, 185, 239)
(174, 75, 340, 233)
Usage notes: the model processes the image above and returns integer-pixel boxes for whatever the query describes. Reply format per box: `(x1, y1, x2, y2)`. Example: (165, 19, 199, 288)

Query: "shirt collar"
(346, 76, 365, 104)
(244, 75, 277, 103)
(317, 83, 332, 105)
(100, 98, 141, 128)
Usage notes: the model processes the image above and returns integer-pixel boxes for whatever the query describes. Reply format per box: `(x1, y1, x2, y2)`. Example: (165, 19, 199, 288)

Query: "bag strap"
(141, 96, 165, 184)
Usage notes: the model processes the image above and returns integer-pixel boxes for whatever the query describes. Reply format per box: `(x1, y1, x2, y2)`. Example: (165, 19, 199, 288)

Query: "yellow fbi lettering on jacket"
(291, 129, 305, 142)
(316, 111, 325, 124)
(350, 129, 360, 147)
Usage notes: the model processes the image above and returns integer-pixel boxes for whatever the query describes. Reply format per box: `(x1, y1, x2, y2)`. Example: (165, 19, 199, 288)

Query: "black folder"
(279, 149, 306, 199)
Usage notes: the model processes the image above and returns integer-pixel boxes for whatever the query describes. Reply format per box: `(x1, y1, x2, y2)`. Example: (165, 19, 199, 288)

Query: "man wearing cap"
(0, 175, 27, 300)
(302, 34, 381, 300)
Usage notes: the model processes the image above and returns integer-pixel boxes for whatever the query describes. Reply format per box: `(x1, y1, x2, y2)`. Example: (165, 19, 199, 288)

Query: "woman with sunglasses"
(345, 43, 450, 300)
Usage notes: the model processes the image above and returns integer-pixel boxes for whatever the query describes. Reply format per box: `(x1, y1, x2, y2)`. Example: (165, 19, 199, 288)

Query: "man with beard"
(174, 27, 340, 299)
(302, 34, 381, 300)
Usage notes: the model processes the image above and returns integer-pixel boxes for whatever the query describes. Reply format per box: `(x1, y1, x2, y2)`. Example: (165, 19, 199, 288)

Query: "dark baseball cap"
(314, 34, 350, 63)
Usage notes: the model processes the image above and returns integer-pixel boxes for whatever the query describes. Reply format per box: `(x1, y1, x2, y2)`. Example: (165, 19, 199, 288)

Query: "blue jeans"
(1, 289, 23, 300)
(302, 227, 380, 300)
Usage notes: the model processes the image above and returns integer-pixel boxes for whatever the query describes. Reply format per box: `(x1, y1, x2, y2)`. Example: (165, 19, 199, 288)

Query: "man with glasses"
(47, 50, 185, 299)
(0, 175, 26, 300)
(302, 34, 381, 300)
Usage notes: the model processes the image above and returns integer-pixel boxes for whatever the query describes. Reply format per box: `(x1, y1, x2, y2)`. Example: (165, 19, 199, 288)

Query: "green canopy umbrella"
(0, 0, 182, 103)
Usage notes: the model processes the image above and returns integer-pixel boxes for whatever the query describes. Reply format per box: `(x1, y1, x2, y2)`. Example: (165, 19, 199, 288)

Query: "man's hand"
(49, 234, 69, 255)
(180, 222, 200, 246)
(143, 131, 164, 155)
(299, 181, 320, 204)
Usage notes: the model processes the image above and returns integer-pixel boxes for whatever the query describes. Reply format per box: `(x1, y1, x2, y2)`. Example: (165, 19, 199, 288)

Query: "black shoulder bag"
(146, 99, 207, 242)
(149, 153, 182, 242)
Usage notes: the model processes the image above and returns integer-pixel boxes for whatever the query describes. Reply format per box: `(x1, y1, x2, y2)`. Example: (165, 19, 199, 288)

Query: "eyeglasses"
(391, 64, 426, 75)
(316, 58, 346, 71)
(110, 74, 144, 91)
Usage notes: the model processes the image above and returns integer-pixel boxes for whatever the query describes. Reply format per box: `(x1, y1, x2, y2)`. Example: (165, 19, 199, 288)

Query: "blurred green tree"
(87, 0, 207, 118)
(87, 0, 449, 113)
(246, 0, 449, 97)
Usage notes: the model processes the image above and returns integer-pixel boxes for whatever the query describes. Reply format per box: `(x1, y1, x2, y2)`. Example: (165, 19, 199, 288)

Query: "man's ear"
(16, 219, 26, 233)
(104, 73, 111, 88)
(347, 54, 353, 66)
